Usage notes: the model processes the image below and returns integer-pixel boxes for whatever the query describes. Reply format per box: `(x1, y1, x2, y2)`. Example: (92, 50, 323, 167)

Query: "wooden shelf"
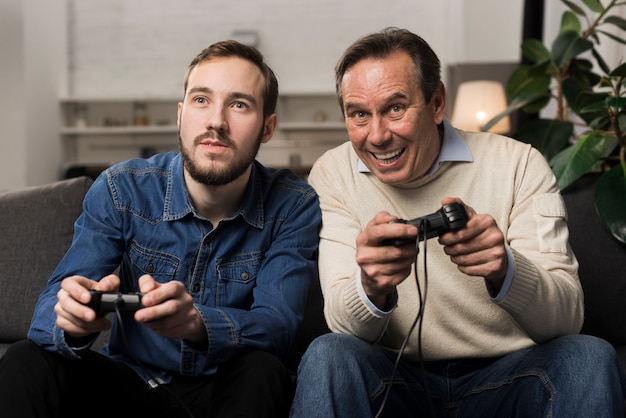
(61, 125, 178, 136)
(60, 94, 346, 168)
(61, 123, 344, 136)
(279, 121, 345, 131)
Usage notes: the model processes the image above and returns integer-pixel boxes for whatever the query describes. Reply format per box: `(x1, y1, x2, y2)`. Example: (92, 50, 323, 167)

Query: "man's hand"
(439, 197, 508, 290)
(356, 211, 418, 309)
(55, 274, 120, 338)
(135, 275, 207, 343)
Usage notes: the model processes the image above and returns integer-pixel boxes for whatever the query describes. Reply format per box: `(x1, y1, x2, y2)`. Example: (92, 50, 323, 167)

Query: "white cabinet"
(60, 94, 347, 177)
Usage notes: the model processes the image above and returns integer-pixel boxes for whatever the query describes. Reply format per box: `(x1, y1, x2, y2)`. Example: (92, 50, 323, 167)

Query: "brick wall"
(68, 0, 455, 97)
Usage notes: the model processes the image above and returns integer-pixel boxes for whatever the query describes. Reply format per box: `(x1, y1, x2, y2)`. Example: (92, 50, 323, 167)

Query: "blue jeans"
(290, 333, 626, 417)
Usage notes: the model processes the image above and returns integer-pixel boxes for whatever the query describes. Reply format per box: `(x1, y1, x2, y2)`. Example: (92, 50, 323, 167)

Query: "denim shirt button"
(146, 263, 155, 273)
(192, 282, 201, 292)
(240, 272, 249, 280)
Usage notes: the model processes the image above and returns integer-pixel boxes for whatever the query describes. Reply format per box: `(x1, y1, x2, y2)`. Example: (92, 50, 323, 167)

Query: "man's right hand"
(54, 274, 120, 338)
(356, 211, 418, 309)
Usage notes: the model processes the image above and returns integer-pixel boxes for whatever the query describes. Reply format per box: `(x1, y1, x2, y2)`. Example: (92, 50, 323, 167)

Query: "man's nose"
(368, 116, 392, 145)
(205, 106, 228, 132)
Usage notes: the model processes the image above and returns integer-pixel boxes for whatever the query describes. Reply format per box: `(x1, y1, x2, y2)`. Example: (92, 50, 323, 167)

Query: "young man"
(290, 27, 626, 417)
(0, 40, 321, 418)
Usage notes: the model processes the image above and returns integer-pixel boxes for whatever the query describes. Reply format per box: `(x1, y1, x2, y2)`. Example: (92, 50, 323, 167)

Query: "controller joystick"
(386, 203, 468, 246)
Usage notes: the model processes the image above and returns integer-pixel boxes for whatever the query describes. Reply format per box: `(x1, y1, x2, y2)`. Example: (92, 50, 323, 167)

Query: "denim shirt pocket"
(215, 252, 263, 307)
(129, 241, 180, 284)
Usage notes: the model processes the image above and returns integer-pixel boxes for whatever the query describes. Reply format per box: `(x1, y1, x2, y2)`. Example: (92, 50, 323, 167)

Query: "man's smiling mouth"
(373, 148, 405, 164)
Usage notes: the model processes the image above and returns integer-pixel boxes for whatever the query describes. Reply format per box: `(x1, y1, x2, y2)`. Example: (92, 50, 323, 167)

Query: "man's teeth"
(374, 148, 404, 163)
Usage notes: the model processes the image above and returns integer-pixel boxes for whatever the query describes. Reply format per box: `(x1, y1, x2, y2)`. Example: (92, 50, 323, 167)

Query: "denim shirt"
(27, 152, 321, 382)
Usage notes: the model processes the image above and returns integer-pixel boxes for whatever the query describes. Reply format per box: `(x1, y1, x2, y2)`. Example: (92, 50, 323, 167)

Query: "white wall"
(0, 0, 27, 189)
(0, 0, 524, 189)
(446, 0, 524, 63)
(0, 0, 67, 190)
(67, 0, 523, 97)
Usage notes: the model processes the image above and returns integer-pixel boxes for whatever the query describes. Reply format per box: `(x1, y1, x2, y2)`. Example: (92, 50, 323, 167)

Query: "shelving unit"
(60, 125, 179, 136)
(59, 93, 348, 178)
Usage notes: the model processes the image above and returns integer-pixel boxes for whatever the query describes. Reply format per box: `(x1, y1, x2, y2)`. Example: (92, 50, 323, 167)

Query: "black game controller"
(87, 290, 143, 316)
(386, 203, 469, 246)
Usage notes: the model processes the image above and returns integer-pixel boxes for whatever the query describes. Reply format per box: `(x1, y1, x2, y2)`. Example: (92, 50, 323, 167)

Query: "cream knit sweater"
(308, 129, 582, 361)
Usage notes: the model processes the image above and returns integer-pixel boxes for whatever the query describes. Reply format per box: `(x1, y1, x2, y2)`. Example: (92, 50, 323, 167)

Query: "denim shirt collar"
(163, 154, 264, 229)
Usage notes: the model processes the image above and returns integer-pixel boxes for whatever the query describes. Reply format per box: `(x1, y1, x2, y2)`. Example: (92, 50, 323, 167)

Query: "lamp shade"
(450, 80, 510, 134)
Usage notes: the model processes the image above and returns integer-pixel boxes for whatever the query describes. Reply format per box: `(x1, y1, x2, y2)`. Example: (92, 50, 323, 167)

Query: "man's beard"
(179, 129, 263, 186)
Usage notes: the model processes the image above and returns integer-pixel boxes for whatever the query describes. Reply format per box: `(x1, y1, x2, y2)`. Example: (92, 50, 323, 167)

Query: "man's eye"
(233, 102, 248, 109)
(390, 105, 403, 113)
(194, 97, 207, 104)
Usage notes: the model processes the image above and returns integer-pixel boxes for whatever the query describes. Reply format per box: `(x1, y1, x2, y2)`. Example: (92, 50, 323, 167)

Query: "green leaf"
(595, 164, 626, 244)
(562, 0, 586, 15)
(609, 62, 626, 77)
(562, 77, 589, 112)
(515, 118, 573, 159)
(561, 11, 582, 34)
(506, 68, 547, 98)
(575, 91, 609, 118)
(579, 101, 607, 113)
(600, 135, 619, 158)
(592, 48, 611, 75)
(505, 67, 551, 99)
(521, 94, 551, 114)
(550, 132, 606, 189)
(521, 39, 551, 64)
(597, 29, 626, 45)
(604, 15, 626, 31)
(587, 114, 613, 131)
(607, 96, 626, 112)
(529, 60, 556, 77)
(590, 31, 601, 44)
(570, 57, 594, 72)
(481, 94, 545, 132)
(567, 58, 602, 88)
(551, 32, 594, 67)
(582, 0, 605, 13)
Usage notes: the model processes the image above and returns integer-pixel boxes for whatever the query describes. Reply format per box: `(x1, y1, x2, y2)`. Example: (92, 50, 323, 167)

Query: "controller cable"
(113, 301, 196, 418)
(374, 220, 436, 418)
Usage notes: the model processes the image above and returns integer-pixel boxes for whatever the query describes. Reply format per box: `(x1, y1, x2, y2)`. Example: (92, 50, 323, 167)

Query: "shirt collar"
(231, 161, 265, 229)
(163, 154, 193, 220)
(357, 118, 473, 173)
(163, 154, 264, 228)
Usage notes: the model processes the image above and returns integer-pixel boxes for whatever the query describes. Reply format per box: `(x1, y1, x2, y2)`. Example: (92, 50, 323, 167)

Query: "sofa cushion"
(562, 174, 626, 346)
(0, 176, 93, 344)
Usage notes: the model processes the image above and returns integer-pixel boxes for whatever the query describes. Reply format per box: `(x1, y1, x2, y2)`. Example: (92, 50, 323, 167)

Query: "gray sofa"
(0, 175, 328, 368)
(0, 175, 624, 373)
(0, 176, 94, 357)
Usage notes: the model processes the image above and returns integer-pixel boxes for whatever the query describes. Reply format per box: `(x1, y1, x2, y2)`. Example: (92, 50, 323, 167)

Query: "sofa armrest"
(0, 176, 93, 344)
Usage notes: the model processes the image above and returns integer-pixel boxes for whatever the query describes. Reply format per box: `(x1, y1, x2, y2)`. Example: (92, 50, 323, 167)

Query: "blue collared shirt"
(28, 152, 321, 382)
(356, 119, 514, 314)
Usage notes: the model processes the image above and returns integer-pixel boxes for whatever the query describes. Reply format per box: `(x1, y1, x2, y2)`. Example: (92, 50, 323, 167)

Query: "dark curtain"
(517, 0, 545, 128)
(522, 0, 545, 62)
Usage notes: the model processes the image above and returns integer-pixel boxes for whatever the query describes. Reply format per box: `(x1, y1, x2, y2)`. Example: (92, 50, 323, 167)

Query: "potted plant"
(484, 0, 626, 243)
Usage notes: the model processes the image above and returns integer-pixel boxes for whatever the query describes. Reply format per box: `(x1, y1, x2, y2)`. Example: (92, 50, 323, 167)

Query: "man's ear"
(261, 113, 277, 144)
(432, 82, 446, 125)
(177, 102, 183, 129)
